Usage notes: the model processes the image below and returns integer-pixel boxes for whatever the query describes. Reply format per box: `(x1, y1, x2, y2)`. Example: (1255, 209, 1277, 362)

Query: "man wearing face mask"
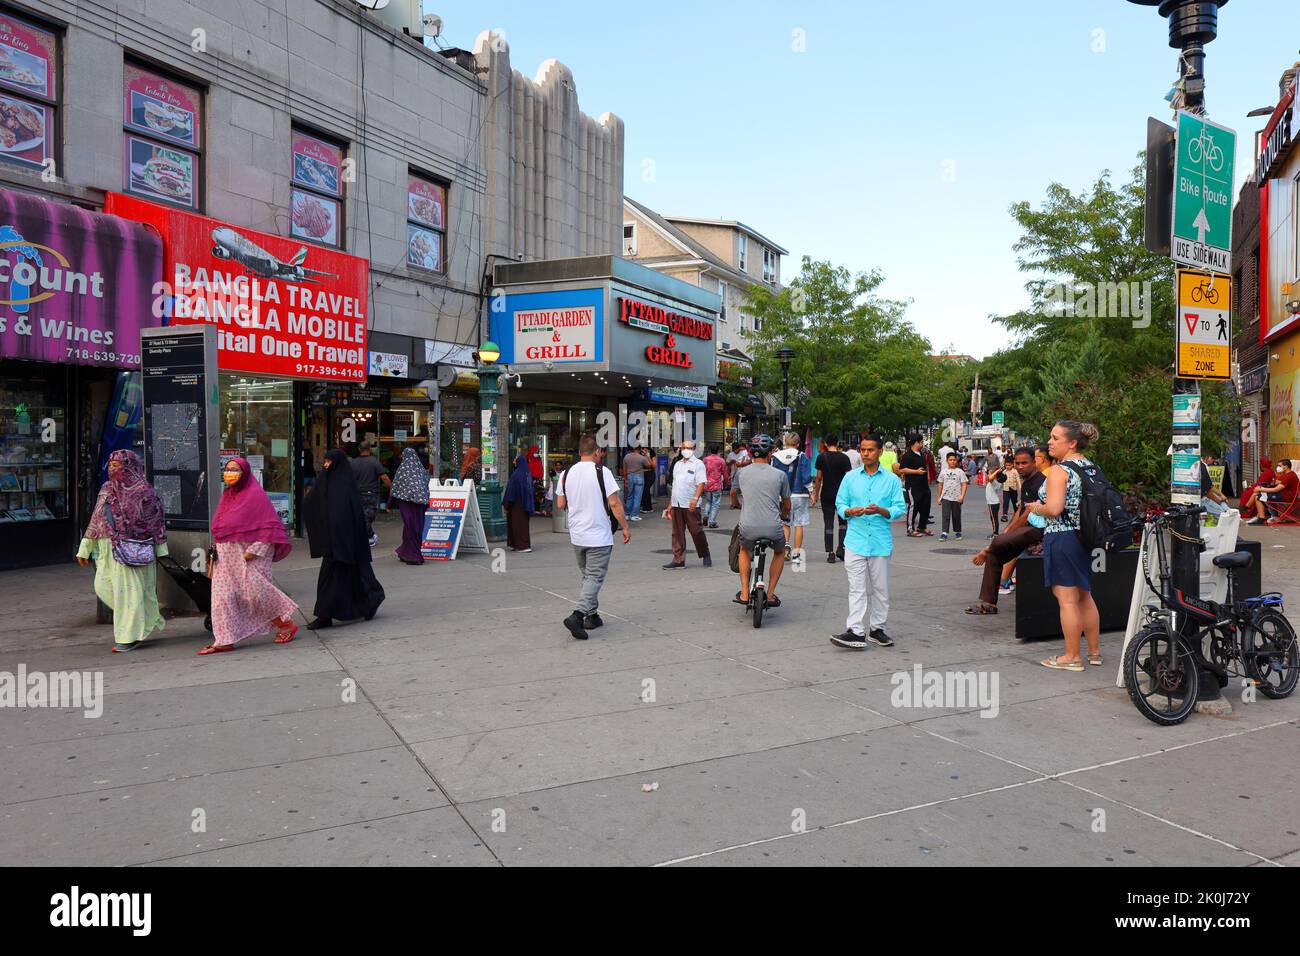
(662, 439, 711, 569)
(1245, 459, 1299, 524)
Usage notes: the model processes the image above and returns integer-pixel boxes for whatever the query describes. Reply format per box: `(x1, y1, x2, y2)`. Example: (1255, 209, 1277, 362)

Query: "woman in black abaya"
(303, 449, 385, 628)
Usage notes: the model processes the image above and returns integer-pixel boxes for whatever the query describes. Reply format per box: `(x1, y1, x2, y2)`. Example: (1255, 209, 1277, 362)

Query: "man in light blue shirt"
(831, 434, 907, 650)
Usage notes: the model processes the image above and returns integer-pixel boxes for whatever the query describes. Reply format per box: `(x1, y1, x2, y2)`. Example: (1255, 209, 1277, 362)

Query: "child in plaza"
(938, 451, 967, 540)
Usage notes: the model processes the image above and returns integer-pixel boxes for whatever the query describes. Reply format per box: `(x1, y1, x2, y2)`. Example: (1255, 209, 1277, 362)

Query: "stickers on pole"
(1175, 269, 1230, 380)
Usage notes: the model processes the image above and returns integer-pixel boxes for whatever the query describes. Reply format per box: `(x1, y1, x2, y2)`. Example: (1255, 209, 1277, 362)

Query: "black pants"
(822, 501, 846, 554)
(910, 484, 932, 532)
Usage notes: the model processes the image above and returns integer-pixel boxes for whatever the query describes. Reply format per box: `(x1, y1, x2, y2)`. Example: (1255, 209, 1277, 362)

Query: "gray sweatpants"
(574, 544, 613, 614)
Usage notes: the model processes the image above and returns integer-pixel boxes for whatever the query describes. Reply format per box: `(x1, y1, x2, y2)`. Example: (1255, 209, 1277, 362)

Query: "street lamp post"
(1129, 0, 1229, 704)
(475, 340, 507, 542)
(776, 345, 795, 430)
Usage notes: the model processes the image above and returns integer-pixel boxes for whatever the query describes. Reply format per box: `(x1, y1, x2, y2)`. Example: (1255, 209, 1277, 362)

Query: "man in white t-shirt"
(728, 443, 751, 508)
(557, 435, 630, 640)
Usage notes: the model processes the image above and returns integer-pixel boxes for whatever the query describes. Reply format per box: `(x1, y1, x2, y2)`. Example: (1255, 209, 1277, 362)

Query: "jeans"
(701, 490, 723, 525)
(625, 472, 644, 516)
(822, 501, 846, 554)
(360, 490, 378, 538)
(574, 544, 613, 614)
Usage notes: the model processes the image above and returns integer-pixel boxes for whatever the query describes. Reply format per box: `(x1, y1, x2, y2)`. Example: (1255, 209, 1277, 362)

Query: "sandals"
(1088, 653, 1103, 666)
(764, 595, 782, 608)
(964, 603, 998, 615)
(733, 591, 749, 605)
(1041, 656, 1084, 672)
(197, 644, 234, 655)
(275, 621, 298, 645)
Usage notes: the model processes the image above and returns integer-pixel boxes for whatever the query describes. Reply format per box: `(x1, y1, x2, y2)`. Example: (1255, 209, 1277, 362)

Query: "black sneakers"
(829, 630, 867, 649)
(583, 613, 603, 629)
(826, 552, 837, 563)
(662, 562, 686, 570)
(563, 611, 588, 641)
(868, 629, 894, 647)
(701, 556, 712, 567)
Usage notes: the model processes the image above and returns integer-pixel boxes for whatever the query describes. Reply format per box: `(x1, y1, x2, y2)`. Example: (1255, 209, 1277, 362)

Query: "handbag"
(105, 503, 156, 567)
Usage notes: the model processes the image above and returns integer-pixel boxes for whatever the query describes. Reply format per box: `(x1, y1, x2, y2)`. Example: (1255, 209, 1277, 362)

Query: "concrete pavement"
(2, 496, 1297, 866)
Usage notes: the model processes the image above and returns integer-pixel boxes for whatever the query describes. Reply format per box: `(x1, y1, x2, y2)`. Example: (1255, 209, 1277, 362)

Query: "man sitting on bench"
(1245, 458, 1299, 525)
(965, 447, 1044, 615)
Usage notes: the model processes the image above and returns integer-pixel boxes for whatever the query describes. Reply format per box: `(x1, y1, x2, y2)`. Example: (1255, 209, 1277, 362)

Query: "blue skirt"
(1043, 530, 1092, 590)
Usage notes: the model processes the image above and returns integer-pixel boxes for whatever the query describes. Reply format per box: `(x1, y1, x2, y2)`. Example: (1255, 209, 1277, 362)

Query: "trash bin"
(552, 506, 568, 534)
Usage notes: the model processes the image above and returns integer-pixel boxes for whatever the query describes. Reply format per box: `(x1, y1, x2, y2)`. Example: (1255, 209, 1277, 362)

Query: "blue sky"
(428, 0, 1297, 357)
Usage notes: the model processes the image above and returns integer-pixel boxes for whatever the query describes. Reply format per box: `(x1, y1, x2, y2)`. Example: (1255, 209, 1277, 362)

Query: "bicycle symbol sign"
(1171, 111, 1235, 273)
(1175, 269, 1230, 381)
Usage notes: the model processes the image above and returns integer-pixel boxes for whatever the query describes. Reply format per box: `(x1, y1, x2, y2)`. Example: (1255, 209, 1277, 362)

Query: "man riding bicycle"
(733, 434, 791, 609)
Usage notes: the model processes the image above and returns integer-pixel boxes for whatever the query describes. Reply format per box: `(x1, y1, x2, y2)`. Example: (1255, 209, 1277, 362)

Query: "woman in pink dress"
(198, 457, 298, 655)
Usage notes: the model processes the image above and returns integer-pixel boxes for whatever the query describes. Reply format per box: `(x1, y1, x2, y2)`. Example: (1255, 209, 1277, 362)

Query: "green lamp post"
(475, 340, 507, 541)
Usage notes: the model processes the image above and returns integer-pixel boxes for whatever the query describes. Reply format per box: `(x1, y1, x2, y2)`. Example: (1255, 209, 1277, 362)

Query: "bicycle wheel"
(752, 584, 765, 628)
(1243, 609, 1299, 699)
(1191, 285, 1203, 303)
(1206, 287, 1219, 305)
(1124, 624, 1200, 725)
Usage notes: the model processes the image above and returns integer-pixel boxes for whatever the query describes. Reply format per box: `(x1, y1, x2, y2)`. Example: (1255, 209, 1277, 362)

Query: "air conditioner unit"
(721, 341, 732, 350)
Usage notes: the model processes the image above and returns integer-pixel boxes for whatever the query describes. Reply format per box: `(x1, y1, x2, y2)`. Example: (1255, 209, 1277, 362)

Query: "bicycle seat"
(752, 537, 775, 548)
(1212, 551, 1253, 570)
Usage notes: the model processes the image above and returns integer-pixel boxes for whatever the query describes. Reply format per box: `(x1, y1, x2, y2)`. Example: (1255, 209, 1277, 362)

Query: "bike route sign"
(1171, 111, 1235, 273)
(1175, 268, 1231, 380)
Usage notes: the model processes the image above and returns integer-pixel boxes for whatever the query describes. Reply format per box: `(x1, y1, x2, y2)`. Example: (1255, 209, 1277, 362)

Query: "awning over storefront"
(488, 255, 720, 392)
(105, 192, 371, 383)
(0, 188, 162, 369)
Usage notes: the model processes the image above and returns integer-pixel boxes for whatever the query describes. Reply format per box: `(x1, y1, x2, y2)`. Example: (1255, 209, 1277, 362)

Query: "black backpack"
(1062, 460, 1131, 552)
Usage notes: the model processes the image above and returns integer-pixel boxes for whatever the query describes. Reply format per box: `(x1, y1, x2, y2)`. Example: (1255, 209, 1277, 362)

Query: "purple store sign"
(0, 188, 162, 369)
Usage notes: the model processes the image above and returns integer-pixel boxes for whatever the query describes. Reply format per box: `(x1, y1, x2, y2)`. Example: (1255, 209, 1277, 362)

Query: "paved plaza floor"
(2, 497, 1297, 866)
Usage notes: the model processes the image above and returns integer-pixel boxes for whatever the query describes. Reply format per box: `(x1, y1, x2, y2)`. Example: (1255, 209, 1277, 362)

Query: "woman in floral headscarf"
(390, 447, 430, 564)
(198, 457, 299, 655)
(75, 450, 168, 653)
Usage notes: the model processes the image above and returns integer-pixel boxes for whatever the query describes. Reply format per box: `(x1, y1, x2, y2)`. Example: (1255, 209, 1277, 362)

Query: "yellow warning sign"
(1176, 269, 1230, 380)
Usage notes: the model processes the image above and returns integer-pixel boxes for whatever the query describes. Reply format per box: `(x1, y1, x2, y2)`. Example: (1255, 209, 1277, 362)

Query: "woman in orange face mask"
(198, 458, 298, 654)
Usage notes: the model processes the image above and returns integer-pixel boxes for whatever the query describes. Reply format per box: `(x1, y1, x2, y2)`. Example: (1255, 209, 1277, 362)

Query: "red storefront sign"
(105, 192, 369, 381)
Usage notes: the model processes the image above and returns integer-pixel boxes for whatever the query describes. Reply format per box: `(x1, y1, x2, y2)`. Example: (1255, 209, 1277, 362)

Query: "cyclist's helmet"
(748, 434, 775, 457)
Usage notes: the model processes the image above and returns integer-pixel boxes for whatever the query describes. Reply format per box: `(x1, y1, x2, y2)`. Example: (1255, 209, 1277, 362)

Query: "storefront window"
(219, 374, 293, 525)
(290, 127, 345, 249)
(0, 371, 66, 522)
(122, 61, 203, 211)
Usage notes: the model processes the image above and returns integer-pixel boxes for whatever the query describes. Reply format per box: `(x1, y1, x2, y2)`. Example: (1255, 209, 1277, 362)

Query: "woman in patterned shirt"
(1026, 420, 1102, 673)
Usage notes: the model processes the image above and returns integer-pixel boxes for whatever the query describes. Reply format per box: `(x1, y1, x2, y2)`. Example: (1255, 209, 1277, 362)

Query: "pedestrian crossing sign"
(1175, 269, 1230, 380)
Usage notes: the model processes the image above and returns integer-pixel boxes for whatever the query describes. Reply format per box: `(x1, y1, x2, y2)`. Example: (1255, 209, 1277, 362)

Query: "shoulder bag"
(105, 504, 156, 567)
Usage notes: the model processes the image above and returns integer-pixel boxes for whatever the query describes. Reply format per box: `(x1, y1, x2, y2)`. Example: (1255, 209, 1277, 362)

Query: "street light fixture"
(474, 339, 506, 541)
(1127, 0, 1229, 113)
(776, 345, 795, 430)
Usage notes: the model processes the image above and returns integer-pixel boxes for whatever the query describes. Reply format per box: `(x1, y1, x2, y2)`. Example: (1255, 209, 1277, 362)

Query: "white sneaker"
(368, 534, 378, 547)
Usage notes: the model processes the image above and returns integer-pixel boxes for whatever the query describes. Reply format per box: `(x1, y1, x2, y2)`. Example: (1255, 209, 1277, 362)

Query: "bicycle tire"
(1244, 609, 1299, 699)
(753, 584, 765, 628)
(1192, 286, 1203, 303)
(1124, 624, 1199, 725)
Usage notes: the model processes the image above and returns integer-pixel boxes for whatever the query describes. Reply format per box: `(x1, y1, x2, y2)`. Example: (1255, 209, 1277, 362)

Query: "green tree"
(979, 160, 1237, 494)
(743, 257, 954, 436)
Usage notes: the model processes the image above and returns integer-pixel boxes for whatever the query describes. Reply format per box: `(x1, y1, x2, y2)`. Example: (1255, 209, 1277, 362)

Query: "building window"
(406, 170, 447, 274)
(0, 12, 58, 178)
(763, 248, 778, 284)
(717, 279, 727, 322)
(738, 234, 747, 271)
(622, 222, 637, 256)
(290, 127, 345, 248)
(123, 61, 203, 210)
